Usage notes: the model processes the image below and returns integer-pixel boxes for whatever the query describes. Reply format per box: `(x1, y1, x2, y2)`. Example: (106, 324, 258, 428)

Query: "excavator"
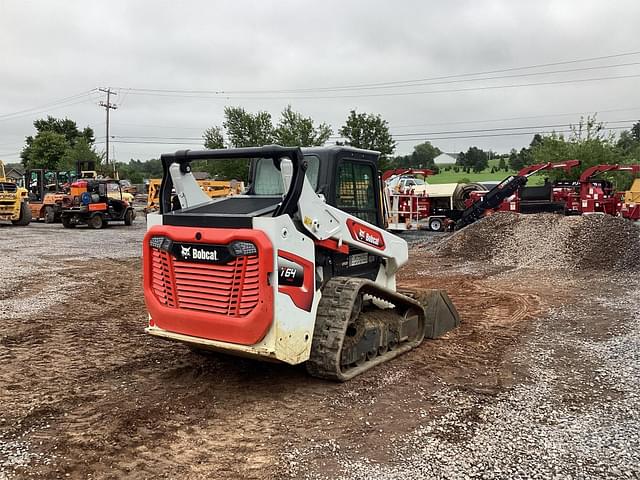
(143, 146, 460, 381)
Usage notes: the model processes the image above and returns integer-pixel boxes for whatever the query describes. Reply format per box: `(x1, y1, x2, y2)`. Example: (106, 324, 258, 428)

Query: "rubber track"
(306, 277, 426, 382)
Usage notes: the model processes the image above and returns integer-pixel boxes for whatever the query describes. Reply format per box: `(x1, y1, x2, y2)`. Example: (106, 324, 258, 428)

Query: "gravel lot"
(1, 217, 638, 479)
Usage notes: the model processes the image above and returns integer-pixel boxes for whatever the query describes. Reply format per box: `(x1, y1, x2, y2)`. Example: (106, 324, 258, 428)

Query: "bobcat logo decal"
(181, 246, 191, 259)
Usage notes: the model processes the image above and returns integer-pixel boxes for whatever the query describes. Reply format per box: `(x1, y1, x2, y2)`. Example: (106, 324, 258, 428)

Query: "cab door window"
(336, 160, 378, 225)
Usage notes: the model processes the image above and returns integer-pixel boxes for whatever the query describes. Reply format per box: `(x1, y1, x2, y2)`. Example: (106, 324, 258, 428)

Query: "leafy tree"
(201, 105, 333, 180)
(458, 146, 488, 173)
(200, 107, 275, 180)
(32, 116, 95, 146)
(22, 131, 69, 170)
(392, 141, 441, 169)
(508, 149, 520, 171)
(60, 138, 99, 171)
(412, 141, 440, 165)
(617, 121, 640, 157)
(529, 115, 635, 186)
(203, 126, 225, 149)
(631, 121, 640, 142)
(339, 110, 395, 169)
(21, 116, 99, 170)
(223, 107, 274, 148)
(115, 158, 163, 182)
(274, 105, 332, 147)
(498, 157, 506, 170)
(530, 133, 544, 149)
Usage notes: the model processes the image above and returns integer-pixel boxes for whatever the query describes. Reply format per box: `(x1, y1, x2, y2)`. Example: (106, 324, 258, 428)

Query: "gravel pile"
(436, 213, 640, 271)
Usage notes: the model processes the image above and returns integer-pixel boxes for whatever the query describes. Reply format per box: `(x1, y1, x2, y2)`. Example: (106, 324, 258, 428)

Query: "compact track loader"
(143, 146, 460, 381)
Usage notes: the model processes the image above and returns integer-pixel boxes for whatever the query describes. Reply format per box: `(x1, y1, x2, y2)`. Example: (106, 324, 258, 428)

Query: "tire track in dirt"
(2, 235, 564, 479)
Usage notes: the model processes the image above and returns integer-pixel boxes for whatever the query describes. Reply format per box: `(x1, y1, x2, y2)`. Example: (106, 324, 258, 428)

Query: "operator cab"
(160, 146, 384, 229)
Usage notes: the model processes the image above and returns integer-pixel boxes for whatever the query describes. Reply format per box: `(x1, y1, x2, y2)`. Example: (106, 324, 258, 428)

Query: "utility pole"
(99, 87, 117, 169)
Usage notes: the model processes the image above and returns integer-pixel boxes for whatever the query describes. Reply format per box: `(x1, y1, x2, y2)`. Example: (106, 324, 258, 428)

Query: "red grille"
(150, 249, 260, 317)
(151, 250, 177, 307)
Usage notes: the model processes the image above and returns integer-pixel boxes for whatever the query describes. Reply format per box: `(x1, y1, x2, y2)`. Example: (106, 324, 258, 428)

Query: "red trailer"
(383, 169, 447, 231)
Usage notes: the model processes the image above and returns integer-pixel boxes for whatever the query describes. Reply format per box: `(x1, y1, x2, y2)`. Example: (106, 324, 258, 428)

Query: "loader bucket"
(423, 290, 461, 339)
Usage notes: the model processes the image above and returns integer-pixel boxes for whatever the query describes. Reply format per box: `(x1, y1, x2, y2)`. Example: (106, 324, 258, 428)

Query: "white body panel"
(252, 214, 319, 364)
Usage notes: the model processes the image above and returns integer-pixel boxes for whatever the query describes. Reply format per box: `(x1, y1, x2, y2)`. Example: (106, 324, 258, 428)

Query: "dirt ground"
(0, 222, 638, 479)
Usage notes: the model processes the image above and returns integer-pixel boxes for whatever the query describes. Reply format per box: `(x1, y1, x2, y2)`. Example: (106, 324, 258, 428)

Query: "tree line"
(18, 110, 640, 186)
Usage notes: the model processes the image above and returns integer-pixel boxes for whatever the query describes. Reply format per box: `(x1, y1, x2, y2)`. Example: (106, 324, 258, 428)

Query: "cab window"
(336, 160, 378, 225)
(253, 155, 320, 195)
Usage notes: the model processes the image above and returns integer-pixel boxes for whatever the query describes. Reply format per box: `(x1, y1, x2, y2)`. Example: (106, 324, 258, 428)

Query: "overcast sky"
(1, 0, 639, 163)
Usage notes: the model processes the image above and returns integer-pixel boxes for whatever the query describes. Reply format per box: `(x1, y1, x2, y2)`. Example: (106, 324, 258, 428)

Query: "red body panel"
(394, 194, 431, 220)
(347, 219, 386, 250)
(314, 238, 349, 254)
(143, 225, 274, 345)
(620, 203, 640, 220)
(277, 250, 315, 312)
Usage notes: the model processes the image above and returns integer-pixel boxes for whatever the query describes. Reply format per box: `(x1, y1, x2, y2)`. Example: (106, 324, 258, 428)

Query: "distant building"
(433, 153, 459, 165)
(4, 164, 25, 182)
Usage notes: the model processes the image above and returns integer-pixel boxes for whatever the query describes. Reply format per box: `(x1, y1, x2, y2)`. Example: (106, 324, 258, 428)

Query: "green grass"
(429, 161, 545, 186)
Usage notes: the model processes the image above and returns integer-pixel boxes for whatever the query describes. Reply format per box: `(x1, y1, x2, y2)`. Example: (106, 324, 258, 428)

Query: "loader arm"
(283, 159, 408, 275)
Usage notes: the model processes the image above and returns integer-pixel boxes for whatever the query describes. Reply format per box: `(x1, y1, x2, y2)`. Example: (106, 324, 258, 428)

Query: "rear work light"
(229, 241, 257, 256)
(149, 236, 173, 252)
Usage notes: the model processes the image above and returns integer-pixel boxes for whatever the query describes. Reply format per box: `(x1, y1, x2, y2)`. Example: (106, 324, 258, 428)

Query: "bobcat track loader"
(143, 146, 460, 381)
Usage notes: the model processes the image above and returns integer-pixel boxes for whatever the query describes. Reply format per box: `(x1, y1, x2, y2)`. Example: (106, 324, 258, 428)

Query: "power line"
(390, 106, 640, 129)
(98, 122, 632, 147)
(389, 119, 637, 138)
(115, 73, 640, 101)
(109, 135, 203, 140)
(96, 140, 201, 145)
(103, 106, 640, 136)
(105, 118, 637, 142)
(0, 90, 97, 121)
(393, 126, 629, 142)
(115, 50, 640, 95)
(113, 122, 206, 130)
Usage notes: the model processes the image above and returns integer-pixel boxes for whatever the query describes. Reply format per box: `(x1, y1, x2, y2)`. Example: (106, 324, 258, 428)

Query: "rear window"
(253, 155, 320, 195)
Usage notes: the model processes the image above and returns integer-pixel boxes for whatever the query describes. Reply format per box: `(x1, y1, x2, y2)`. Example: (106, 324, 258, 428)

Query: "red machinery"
(383, 169, 444, 231)
(466, 160, 581, 213)
(576, 164, 640, 220)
